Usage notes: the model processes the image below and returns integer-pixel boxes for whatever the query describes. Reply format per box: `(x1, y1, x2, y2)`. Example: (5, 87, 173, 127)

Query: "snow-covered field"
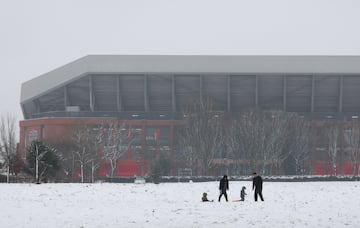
(1, 181, 359, 228)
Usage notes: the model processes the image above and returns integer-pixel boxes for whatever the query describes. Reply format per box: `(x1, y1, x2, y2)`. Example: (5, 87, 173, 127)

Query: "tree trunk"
(91, 160, 94, 183)
(80, 163, 84, 183)
(36, 146, 39, 183)
(6, 165, 10, 183)
(72, 153, 75, 180)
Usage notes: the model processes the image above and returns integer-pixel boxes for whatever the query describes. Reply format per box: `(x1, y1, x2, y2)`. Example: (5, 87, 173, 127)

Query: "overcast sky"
(1, 0, 360, 122)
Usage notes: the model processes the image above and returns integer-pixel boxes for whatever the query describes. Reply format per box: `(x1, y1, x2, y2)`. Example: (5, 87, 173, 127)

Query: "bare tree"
(231, 109, 310, 175)
(343, 124, 360, 176)
(286, 116, 311, 175)
(69, 124, 110, 183)
(89, 125, 104, 183)
(264, 111, 295, 175)
(0, 114, 17, 183)
(228, 118, 242, 174)
(52, 140, 76, 181)
(102, 121, 132, 178)
(327, 123, 340, 176)
(73, 125, 94, 183)
(233, 108, 267, 174)
(174, 127, 197, 173)
(179, 98, 225, 175)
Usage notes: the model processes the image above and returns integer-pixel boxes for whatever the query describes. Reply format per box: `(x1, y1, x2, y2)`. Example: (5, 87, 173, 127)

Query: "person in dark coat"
(252, 172, 264, 201)
(218, 175, 229, 202)
(240, 186, 247, 201)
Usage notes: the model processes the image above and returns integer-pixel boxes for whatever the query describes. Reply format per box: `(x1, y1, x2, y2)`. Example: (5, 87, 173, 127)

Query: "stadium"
(19, 55, 360, 178)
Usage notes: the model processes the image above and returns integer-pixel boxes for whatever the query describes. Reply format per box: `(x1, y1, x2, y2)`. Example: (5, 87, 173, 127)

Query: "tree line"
(2, 103, 360, 183)
(176, 98, 360, 176)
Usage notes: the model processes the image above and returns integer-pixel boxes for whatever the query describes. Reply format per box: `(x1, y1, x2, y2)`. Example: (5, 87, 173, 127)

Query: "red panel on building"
(99, 163, 111, 177)
(116, 160, 150, 177)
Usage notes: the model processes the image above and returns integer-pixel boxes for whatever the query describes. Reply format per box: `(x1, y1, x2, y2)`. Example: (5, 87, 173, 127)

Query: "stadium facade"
(20, 55, 360, 178)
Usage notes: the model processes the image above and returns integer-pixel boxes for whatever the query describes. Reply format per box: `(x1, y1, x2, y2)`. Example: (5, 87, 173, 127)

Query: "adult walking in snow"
(218, 175, 229, 202)
(252, 172, 264, 201)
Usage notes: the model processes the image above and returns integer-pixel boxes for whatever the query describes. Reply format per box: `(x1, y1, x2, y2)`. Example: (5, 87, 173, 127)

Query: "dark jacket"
(252, 175, 263, 190)
(202, 195, 209, 202)
(219, 176, 229, 193)
(240, 188, 246, 199)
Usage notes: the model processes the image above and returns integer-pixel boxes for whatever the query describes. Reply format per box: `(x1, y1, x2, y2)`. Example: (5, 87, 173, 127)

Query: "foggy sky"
(1, 0, 360, 123)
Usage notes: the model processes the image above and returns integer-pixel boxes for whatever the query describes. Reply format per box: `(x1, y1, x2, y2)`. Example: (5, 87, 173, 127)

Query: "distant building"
(20, 55, 360, 177)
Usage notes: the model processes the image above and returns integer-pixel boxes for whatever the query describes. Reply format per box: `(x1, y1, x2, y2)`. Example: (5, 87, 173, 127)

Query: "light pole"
(35, 144, 39, 183)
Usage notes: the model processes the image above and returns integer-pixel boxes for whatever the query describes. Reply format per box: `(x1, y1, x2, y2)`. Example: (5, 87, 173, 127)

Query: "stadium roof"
(21, 55, 360, 104)
(20, 55, 360, 120)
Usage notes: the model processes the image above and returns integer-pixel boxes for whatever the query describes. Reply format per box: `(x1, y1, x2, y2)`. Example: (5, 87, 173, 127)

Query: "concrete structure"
(20, 55, 360, 177)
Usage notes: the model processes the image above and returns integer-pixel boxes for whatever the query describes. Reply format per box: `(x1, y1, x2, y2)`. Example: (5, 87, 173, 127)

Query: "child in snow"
(202, 192, 213, 202)
(240, 186, 247, 201)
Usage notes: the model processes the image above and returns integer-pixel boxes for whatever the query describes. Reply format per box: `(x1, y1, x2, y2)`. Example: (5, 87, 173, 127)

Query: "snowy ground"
(1, 181, 359, 228)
